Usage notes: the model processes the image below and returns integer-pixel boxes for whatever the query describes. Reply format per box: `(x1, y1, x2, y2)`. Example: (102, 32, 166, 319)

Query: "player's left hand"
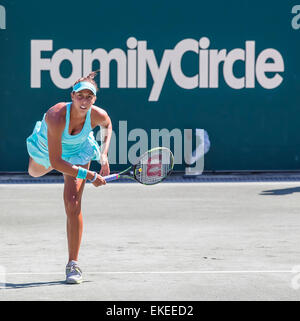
(99, 154, 110, 176)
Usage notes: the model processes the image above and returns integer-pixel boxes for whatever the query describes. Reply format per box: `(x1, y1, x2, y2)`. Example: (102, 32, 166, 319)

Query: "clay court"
(1, 178, 300, 301)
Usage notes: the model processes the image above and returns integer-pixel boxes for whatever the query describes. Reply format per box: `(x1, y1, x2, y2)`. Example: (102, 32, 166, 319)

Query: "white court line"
(3, 270, 295, 275)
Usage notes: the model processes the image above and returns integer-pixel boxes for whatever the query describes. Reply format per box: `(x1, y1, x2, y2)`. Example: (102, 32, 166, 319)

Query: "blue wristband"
(77, 167, 88, 179)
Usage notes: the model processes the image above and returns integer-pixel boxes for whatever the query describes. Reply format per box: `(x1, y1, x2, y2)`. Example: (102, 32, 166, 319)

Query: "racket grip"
(103, 173, 120, 182)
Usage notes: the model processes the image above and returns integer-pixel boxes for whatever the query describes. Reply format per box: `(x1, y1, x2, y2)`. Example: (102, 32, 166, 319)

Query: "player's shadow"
(3, 280, 91, 289)
(2, 278, 92, 289)
(3, 280, 66, 289)
(260, 186, 300, 196)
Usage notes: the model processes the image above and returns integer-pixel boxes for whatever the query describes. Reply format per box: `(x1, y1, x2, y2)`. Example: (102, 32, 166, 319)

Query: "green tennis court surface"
(1, 182, 300, 300)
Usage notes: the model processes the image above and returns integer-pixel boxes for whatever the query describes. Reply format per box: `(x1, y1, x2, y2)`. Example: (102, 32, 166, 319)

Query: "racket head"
(133, 147, 174, 185)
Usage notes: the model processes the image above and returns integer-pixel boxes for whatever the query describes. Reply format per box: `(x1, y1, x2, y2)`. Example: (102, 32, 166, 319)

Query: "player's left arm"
(91, 106, 112, 176)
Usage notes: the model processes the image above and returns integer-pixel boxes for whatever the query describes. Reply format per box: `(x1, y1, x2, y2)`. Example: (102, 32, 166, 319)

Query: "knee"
(64, 195, 82, 217)
(28, 167, 42, 177)
(28, 160, 50, 177)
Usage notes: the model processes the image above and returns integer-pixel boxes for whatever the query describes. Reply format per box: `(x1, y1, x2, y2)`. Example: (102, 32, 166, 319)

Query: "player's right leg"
(28, 157, 53, 177)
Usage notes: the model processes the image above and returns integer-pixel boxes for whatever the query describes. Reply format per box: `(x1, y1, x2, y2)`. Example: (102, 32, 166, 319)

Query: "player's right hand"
(92, 174, 106, 187)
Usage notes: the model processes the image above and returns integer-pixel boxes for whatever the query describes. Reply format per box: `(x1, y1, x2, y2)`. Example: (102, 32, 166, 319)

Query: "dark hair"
(73, 69, 100, 92)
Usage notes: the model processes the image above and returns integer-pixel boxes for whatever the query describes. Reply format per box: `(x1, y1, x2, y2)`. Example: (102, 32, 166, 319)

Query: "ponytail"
(73, 69, 100, 92)
(86, 69, 101, 80)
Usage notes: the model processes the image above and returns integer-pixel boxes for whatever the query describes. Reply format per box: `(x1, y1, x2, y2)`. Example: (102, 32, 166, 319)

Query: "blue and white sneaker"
(66, 261, 83, 284)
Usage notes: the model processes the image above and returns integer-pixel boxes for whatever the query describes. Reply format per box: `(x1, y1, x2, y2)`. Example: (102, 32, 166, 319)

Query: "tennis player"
(26, 70, 112, 284)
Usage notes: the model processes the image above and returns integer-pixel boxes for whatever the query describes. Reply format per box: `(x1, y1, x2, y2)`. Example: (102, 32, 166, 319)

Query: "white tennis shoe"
(65, 261, 83, 284)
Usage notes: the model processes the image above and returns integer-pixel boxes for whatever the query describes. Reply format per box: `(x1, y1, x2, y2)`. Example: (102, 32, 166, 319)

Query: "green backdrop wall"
(0, 0, 299, 172)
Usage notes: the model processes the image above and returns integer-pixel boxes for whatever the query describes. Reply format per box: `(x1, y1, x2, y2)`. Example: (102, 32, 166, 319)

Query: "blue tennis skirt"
(26, 121, 101, 169)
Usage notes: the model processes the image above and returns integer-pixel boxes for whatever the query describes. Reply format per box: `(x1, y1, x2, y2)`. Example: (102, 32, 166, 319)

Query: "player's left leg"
(63, 162, 90, 284)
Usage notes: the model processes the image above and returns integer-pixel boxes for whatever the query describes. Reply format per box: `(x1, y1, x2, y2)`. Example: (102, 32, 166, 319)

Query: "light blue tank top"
(37, 102, 93, 157)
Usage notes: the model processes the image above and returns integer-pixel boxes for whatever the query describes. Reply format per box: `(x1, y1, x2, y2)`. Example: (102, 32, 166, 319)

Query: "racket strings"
(135, 149, 173, 185)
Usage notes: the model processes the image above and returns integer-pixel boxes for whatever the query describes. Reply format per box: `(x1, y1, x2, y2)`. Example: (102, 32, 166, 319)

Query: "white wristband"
(89, 172, 97, 183)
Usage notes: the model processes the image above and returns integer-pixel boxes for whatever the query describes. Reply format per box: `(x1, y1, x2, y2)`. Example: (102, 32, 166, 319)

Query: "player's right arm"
(46, 104, 105, 186)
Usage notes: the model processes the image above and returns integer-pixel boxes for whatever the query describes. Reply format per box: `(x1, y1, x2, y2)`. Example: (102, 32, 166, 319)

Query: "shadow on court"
(4, 280, 66, 289)
(260, 186, 300, 196)
(3, 280, 92, 289)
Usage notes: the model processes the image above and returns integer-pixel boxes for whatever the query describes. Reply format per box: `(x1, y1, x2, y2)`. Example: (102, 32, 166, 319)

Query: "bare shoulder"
(91, 105, 110, 127)
(45, 102, 67, 130)
(91, 105, 108, 118)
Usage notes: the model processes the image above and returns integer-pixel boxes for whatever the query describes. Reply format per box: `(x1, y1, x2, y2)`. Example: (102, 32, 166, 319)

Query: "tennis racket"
(103, 147, 174, 185)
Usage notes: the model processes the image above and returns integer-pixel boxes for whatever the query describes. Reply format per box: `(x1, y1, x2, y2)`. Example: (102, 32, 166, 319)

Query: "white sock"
(67, 260, 78, 266)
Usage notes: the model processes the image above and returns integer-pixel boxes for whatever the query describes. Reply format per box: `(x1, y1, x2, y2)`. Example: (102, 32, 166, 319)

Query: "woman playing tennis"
(26, 70, 112, 284)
